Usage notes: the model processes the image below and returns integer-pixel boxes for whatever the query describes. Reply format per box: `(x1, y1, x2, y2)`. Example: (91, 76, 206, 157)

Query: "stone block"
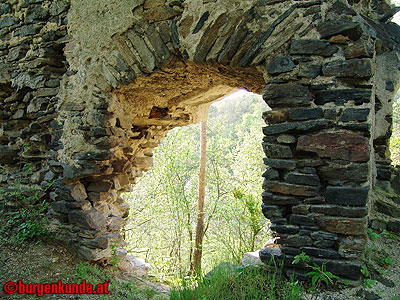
(108, 216, 126, 231)
(316, 216, 366, 235)
(300, 247, 340, 259)
(262, 143, 293, 158)
(259, 248, 283, 264)
(317, 19, 362, 40)
(277, 135, 296, 144)
(263, 158, 296, 170)
(298, 64, 321, 78)
(338, 236, 366, 258)
(26, 5, 49, 23)
(316, 88, 371, 105)
(88, 192, 112, 203)
(270, 224, 299, 234)
(261, 204, 282, 219)
(318, 162, 369, 182)
(263, 181, 317, 197)
(292, 204, 310, 215)
(262, 83, 313, 107)
(344, 42, 373, 58)
(322, 58, 373, 78)
(289, 40, 338, 56)
(262, 110, 287, 124)
(87, 181, 113, 193)
(70, 183, 88, 202)
(263, 120, 332, 135)
(325, 186, 369, 207)
(311, 204, 368, 218)
(68, 209, 107, 230)
(266, 56, 295, 75)
(290, 214, 315, 226)
(262, 168, 279, 180)
(289, 108, 323, 121)
(284, 173, 320, 186)
(77, 245, 111, 261)
(0, 145, 17, 164)
(277, 235, 313, 247)
(262, 190, 300, 205)
(340, 108, 370, 122)
(375, 198, 400, 218)
(297, 131, 369, 162)
(312, 258, 361, 280)
(50, 1, 69, 16)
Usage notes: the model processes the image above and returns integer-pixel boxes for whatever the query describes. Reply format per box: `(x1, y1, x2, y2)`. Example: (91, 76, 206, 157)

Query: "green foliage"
(75, 262, 166, 300)
(170, 265, 302, 300)
(122, 92, 269, 280)
(0, 166, 52, 244)
(391, 91, 400, 165)
(292, 252, 338, 296)
(109, 241, 121, 271)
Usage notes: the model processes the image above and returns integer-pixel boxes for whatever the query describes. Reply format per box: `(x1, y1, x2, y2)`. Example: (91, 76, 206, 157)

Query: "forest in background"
(391, 91, 400, 165)
(122, 90, 270, 282)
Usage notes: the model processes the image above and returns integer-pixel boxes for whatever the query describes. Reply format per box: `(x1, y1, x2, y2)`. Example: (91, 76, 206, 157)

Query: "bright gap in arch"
(121, 89, 271, 283)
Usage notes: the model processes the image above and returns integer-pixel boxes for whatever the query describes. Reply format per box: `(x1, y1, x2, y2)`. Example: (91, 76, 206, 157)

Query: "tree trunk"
(193, 120, 207, 276)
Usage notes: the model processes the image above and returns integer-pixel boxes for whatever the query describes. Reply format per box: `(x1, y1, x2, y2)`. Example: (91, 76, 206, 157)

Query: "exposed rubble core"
(1, 0, 400, 281)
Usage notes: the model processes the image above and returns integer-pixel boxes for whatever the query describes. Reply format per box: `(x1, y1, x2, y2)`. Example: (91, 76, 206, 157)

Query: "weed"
(170, 264, 303, 300)
(0, 176, 52, 244)
(292, 252, 338, 298)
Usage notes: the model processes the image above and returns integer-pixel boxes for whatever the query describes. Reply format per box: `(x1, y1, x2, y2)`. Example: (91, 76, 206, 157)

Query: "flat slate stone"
(318, 162, 369, 182)
(289, 108, 323, 121)
(325, 186, 369, 206)
(278, 235, 312, 247)
(262, 143, 293, 158)
(261, 190, 300, 205)
(262, 168, 279, 180)
(290, 214, 315, 226)
(262, 82, 313, 108)
(313, 258, 361, 280)
(261, 203, 283, 219)
(68, 209, 107, 230)
(317, 19, 362, 40)
(0, 16, 19, 28)
(192, 11, 210, 34)
(297, 131, 369, 162)
(340, 108, 370, 122)
(266, 56, 295, 75)
(285, 173, 320, 186)
(301, 247, 340, 259)
(311, 204, 368, 217)
(322, 58, 373, 78)
(316, 216, 366, 236)
(264, 181, 317, 197)
(270, 224, 299, 234)
(289, 39, 338, 56)
(263, 158, 296, 170)
(315, 88, 371, 105)
(262, 110, 287, 124)
(263, 120, 332, 135)
(298, 64, 321, 78)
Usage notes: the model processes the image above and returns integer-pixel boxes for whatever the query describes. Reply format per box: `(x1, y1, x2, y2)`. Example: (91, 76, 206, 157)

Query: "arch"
(1, 0, 400, 281)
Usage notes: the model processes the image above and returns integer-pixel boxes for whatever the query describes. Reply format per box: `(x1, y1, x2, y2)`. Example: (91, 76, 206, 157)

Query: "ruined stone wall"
(0, 0, 69, 210)
(1, 0, 400, 281)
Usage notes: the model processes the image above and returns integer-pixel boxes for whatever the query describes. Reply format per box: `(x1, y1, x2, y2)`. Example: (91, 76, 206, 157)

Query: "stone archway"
(53, 0, 400, 279)
(1, 0, 400, 281)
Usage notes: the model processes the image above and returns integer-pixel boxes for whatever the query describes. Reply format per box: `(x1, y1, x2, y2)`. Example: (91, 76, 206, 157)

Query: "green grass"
(74, 262, 167, 300)
(170, 264, 303, 300)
